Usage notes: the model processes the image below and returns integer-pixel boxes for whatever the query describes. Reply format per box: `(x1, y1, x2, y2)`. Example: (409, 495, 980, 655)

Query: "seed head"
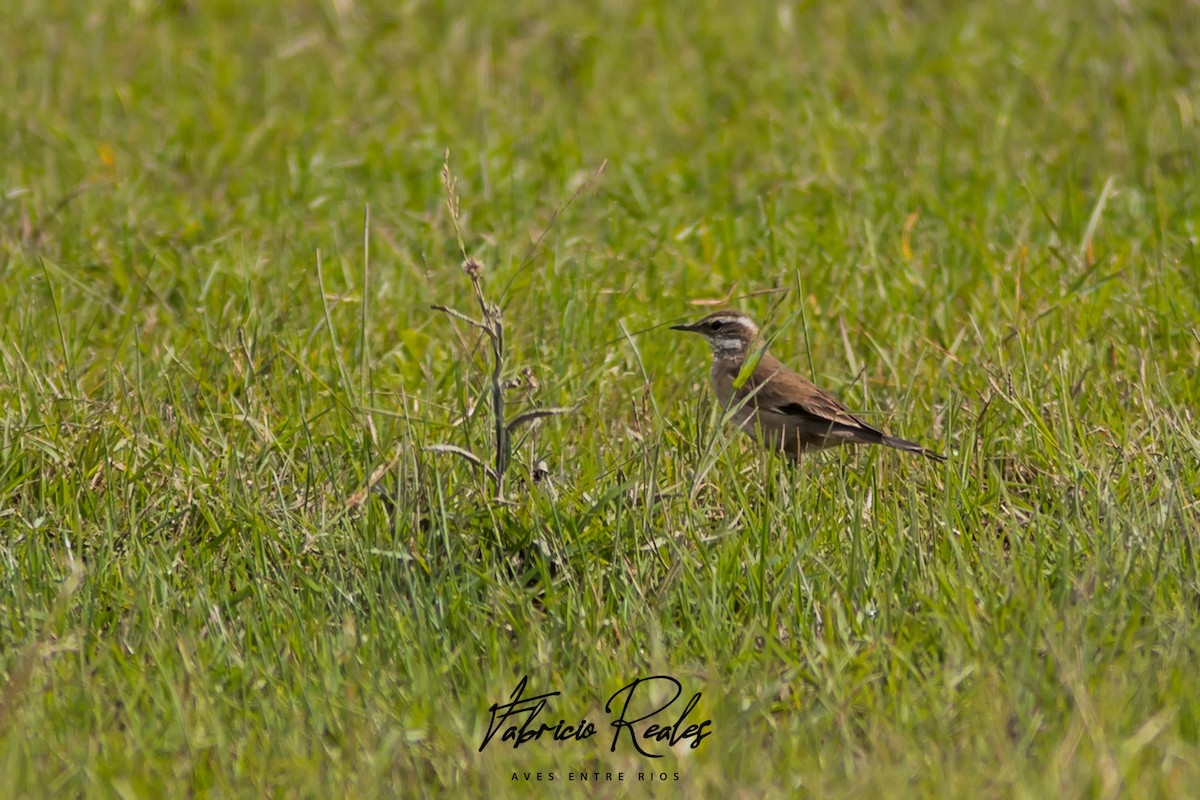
(462, 258, 484, 279)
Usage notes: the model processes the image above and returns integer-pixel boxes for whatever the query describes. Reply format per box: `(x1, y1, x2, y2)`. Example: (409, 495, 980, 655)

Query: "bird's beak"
(669, 321, 697, 332)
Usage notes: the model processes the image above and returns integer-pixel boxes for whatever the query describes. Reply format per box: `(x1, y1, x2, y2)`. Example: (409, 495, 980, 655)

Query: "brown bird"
(671, 310, 945, 462)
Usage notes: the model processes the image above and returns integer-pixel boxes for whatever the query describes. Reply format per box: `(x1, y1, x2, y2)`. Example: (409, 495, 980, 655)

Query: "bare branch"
(506, 406, 578, 435)
(425, 443, 499, 483)
(430, 304, 489, 332)
(489, 314, 508, 486)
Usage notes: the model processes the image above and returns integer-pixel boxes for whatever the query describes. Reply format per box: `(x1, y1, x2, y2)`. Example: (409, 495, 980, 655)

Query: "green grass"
(3, 0, 1200, 796)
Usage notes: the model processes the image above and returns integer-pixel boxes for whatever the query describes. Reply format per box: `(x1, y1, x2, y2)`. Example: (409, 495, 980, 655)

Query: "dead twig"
(507, 406, 578, 435)
(430, 152, 578, 495)
(424, 444, 498, 484)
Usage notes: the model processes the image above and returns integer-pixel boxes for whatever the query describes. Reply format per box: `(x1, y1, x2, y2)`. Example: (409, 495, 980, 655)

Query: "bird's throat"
(711, 337, 747, 357)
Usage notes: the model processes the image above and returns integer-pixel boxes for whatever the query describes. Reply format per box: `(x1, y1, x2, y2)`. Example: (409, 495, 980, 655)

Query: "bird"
(670, 310, 945, 462)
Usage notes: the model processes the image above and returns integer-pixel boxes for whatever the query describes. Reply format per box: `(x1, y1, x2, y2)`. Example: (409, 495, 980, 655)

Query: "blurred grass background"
(2, 0, 1199, 797)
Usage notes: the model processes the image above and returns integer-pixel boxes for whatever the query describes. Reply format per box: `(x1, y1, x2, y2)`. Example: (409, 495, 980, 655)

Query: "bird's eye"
(710, 321, 725, 331)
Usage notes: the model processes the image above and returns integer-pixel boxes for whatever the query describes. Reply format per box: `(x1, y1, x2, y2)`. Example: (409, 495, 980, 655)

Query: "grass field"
(3, 0, 1200, 796)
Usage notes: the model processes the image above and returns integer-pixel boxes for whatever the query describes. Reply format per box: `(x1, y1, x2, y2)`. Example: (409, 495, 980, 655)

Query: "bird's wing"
(747, 357, 885, 439)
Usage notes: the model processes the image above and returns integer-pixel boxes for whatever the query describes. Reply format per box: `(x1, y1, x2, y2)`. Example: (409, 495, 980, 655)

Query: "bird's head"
(670, 310, 760, 357)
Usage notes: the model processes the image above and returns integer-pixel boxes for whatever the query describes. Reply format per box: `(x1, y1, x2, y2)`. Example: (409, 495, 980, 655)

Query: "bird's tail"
(882, 435, 946, 462)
